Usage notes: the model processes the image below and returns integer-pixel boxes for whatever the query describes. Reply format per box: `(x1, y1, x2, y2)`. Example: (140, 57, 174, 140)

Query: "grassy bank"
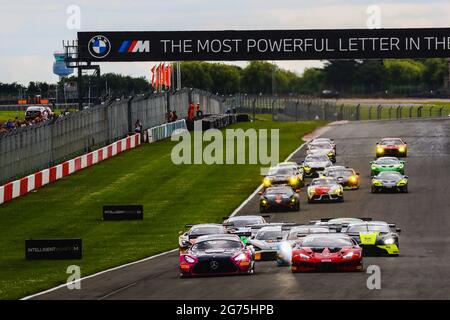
(0, 119, 324, 299)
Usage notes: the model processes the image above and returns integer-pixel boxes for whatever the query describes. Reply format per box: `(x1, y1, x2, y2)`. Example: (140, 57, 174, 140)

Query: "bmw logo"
(88, 35, 111, 58)
(210, 261, 219, 270)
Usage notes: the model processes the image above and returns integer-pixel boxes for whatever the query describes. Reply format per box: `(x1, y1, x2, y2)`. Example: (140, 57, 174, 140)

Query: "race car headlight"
(290, 197, 297, 203)
(298, 253, 310, 260)
(328, 152, 334, 157)
(233, 252, 249, 262)
(289, 176, 298, 185)
(307, 188, 315, 196)
(343, 252, 354, 259)
(184, 255, 196, 264)
(383, 237, 395, 245)
(372, 179, 382, 186)
(261, 199, 268, 205)
(399, 146, 406, 153)
(371, 164, 379, 169)
(349, 176, 357, 183)
(396, 179, 407, 186)
(263, 177, 272, 187)
(304, 166, 311, 172)
(333, 188, 342, 194)
(376, 147, 384, 154)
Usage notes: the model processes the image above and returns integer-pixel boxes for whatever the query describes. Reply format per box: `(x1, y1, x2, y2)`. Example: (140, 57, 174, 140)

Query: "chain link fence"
(223, 94, 450, 121)
(0, 89, 224, 184)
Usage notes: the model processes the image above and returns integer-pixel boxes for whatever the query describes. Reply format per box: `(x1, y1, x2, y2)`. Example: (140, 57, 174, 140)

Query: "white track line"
(21, 249, 178, 300)
(22, 123, 337, 300)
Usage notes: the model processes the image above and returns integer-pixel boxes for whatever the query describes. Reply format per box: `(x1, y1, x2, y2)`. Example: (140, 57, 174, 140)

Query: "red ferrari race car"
(375, 137, 407, 158)
(179, 234, 255, 278)
(291, 233, 363, 272)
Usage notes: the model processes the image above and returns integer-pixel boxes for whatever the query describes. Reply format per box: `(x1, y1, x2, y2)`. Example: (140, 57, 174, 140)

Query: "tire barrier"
(0, 134, 140, 206)
(147, 119, 187, 143)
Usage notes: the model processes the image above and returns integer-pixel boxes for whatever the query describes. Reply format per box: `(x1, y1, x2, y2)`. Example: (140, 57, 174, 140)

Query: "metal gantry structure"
(63, 40, 101, 110)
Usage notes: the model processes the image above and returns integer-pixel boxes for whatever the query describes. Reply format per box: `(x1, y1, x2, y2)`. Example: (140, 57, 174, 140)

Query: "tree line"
(1, 59, 448, 100)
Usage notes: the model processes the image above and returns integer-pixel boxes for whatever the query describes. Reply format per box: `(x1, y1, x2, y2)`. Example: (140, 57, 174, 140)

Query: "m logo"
(88, 35, 111, 58)
(118, 40, 150, 53)
(210, 261, 219, 270)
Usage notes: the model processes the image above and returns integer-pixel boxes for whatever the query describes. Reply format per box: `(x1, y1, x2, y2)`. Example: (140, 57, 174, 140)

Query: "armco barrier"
(0, 134, 141, 205)
(147, 119, 187, 143)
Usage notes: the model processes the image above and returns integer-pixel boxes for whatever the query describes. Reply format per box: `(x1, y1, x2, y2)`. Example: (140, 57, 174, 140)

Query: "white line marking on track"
(21, 249, 178, 300)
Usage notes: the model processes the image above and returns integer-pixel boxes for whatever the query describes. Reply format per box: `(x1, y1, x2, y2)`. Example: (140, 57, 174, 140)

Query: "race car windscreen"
(190, 226, 225, 235)
(346, 224, 391, 234)
(268, 167, 294, 175)
(191, 240, 242, 252)
(256, 229, 283, 240)
(326, 169, 354, 178)
(301, 235, 353, 247)
(310, 179, 336, 186)
(265, 187, 293, 195)
(288, 227, 329, 239)
(306, 155, 329, 162)
(381, 139, 403, 145)
(309, 143, 332, 149)
(375, 158, 400, 165)
(377, 172, 402, 179)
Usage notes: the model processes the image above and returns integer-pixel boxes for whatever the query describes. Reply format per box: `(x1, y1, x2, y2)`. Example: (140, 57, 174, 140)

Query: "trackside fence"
(147, 119, 187, 143)
(0, 89, 223, 184)
(0, 134, 140, 205)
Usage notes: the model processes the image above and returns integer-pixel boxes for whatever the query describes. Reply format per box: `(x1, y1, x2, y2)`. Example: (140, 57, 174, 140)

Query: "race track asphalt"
(33, 118, 450, 300)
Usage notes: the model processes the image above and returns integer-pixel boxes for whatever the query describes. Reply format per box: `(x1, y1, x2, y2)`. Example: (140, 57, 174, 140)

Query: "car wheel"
(403, 186, 408, 193)
(371, 186, 376, 193)
(307, 198, 313, 204)
(294, 203, 300, 211)
(259, 206, 266, 213)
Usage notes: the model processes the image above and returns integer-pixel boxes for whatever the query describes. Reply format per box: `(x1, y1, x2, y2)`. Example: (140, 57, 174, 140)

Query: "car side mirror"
(258, 191, 263, 195)
(369, 161, 374, 164)
(295, 189, 301, 193)
(396, 228, 402, 233)
(356, 172, 360, 176)
(404, 176, 408, 179)
(277, 236, 283, 241)
(306, 184, 310, 187)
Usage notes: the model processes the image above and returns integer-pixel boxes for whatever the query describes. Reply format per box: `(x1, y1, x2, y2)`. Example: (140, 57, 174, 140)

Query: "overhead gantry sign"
(77, 27, 450, 62)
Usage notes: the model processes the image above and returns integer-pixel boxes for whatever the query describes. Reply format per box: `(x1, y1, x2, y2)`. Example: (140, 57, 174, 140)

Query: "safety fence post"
(355, 104, 360, 121)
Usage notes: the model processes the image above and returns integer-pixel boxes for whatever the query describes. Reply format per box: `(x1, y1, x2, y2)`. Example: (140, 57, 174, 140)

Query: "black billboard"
(25, 239, 82, 260)
(77, 28, 450, 62)
(103, 205, 143, 220)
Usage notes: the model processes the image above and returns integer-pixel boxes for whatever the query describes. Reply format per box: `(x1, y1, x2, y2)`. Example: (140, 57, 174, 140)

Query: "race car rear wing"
(222, 214, 272, 221)
(308, 217, 373, 224)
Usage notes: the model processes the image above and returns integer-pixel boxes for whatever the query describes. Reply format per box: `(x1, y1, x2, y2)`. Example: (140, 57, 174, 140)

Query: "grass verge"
(0, 119, 325, 299)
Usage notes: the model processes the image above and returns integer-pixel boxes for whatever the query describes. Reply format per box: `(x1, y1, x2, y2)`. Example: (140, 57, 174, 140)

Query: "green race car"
(370, 157, 405, 176)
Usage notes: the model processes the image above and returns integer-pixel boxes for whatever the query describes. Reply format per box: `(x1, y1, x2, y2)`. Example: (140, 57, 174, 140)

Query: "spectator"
(168, 110, 174, 122)
(172, 111, 178, 122)
(232, 106, 237, 114)
(134, 119, 143, 133)
(188, 103, 195, 120)
(6, 119, 14, 130)
(196, 103, 203, 117)
(226, 107, 231, 114)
